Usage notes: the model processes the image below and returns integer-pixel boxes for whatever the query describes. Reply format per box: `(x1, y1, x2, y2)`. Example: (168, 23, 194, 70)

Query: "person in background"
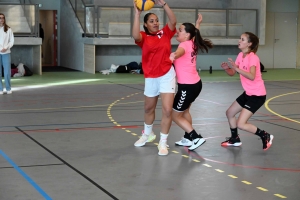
(132, 0, 176, 156)
(0, 13, 14, 94)
(39, 23, 44, 42)
(220, 32, 274, 151)
(39, 23, 44, 58)
(170, 14, 213, 150)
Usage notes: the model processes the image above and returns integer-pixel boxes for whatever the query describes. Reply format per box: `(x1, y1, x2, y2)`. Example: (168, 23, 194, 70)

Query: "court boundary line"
(265, 91, 300, 124)
(0, 150, 52, 200)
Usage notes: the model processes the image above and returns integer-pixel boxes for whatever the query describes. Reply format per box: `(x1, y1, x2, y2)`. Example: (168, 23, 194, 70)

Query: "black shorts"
(173, 80, 202, 112)
(236, 91, 266, 114)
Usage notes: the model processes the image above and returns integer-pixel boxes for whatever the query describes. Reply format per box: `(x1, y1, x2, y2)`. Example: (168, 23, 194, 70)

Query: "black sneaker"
(221, 136, 242, 147)
(261, 131, 274, 150)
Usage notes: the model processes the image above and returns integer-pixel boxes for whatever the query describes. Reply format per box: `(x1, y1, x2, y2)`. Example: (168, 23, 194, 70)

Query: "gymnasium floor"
(0, 69, 300, 200)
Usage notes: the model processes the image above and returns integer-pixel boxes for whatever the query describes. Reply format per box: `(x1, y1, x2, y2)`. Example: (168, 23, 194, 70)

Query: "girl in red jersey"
(132, 0, 176, 156)
(220, 32, 274, 151)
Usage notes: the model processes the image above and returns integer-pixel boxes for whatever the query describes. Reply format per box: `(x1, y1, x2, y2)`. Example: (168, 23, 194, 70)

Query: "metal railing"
(0, 1, 39, 37)
(69, 0, 258, 38)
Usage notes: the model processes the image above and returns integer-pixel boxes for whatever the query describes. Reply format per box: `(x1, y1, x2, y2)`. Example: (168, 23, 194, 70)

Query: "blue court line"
(0, 150, 52, 200)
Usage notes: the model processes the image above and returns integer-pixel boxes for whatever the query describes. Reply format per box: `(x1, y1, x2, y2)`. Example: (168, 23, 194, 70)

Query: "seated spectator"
(11, 63, 26, 77)
(2, 63, 33, 77)
(100, 61, 143, 75)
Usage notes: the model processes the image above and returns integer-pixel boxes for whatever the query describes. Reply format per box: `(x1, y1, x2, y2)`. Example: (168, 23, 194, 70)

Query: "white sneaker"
(175, 137, 193, 146)
(6, 90, 12, 94)
(158, 141, 169, 156)
(134, 131, 156, 147)
(188, 138, 206, 151)
(0, 91, 3, 95)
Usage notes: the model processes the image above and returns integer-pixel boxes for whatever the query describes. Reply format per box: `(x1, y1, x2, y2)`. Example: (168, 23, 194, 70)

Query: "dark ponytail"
(182, 23, 213, 55)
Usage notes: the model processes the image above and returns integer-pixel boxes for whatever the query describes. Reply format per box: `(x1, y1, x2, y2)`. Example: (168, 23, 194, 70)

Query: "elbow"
(169, 18, 177, 27)
(132, 35, 139, 40)
(171, 20, 177, 27)
(132, 33, 141, 41)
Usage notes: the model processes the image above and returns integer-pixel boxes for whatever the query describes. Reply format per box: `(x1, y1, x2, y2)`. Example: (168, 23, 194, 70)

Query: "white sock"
(160, 132, 168, 142)
(144, 123, 153, 135)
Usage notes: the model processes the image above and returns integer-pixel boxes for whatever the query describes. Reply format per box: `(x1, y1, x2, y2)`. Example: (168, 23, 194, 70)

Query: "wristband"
(162, 2, 167, 7)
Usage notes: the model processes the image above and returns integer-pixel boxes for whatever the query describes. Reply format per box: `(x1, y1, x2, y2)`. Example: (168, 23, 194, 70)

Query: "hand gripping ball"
(135, 0, 155, 11)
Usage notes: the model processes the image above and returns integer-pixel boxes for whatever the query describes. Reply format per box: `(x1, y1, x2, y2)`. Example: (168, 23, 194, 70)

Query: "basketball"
(135, 0, 155, 11)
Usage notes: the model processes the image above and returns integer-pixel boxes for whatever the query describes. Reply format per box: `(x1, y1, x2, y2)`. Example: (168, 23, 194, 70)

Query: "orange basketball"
(135, 0, 155, 11)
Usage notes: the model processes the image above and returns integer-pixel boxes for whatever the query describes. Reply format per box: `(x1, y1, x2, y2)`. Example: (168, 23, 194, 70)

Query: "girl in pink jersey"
(220, 32, 274, 150)
(169, 14, 213, 151)
(132, 0, 177, 156)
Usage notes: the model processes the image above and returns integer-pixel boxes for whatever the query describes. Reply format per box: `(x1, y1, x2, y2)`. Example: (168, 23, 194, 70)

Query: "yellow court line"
(215, 169, 224, 173)
(274, 194, 287, 198)
(265, 91, 300, 124)
(108, 92, 288, 199)
(228, 175, 238, 178)
(242, 181, 252, 185)
(257, 187, 268, 192)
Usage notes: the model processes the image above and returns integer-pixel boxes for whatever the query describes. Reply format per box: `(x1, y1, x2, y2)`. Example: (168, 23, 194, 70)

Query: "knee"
(226, 109, 232, 118)
(163, 107, 173, 118)
(236, 120, 246, 130)
(144, 105, 155, 114)
(144, 107, 153, 114)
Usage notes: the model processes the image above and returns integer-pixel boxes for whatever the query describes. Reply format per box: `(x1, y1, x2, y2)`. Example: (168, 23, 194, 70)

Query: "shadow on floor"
(42, 66, 79, 72)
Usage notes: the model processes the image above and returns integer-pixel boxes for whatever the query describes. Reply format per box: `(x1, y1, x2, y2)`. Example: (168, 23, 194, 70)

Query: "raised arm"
(132, 0, 142, 42)
(156, 0, 176, 31)
(195, 13, 202, 30)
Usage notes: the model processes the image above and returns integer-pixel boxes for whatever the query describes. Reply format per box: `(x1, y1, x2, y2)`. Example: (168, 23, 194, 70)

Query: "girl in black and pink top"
(170, 14, 213, 151)
(220, 32, 274, 151)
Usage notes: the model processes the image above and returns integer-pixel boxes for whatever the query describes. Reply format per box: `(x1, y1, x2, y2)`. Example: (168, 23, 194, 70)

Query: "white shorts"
(144, 67, 176, 97)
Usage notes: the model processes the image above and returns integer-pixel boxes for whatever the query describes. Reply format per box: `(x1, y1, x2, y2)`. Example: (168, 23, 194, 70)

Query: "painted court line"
(265, 91, 300, 124)
(0, 150, 52, 200)
(112, 92, 290, 199)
